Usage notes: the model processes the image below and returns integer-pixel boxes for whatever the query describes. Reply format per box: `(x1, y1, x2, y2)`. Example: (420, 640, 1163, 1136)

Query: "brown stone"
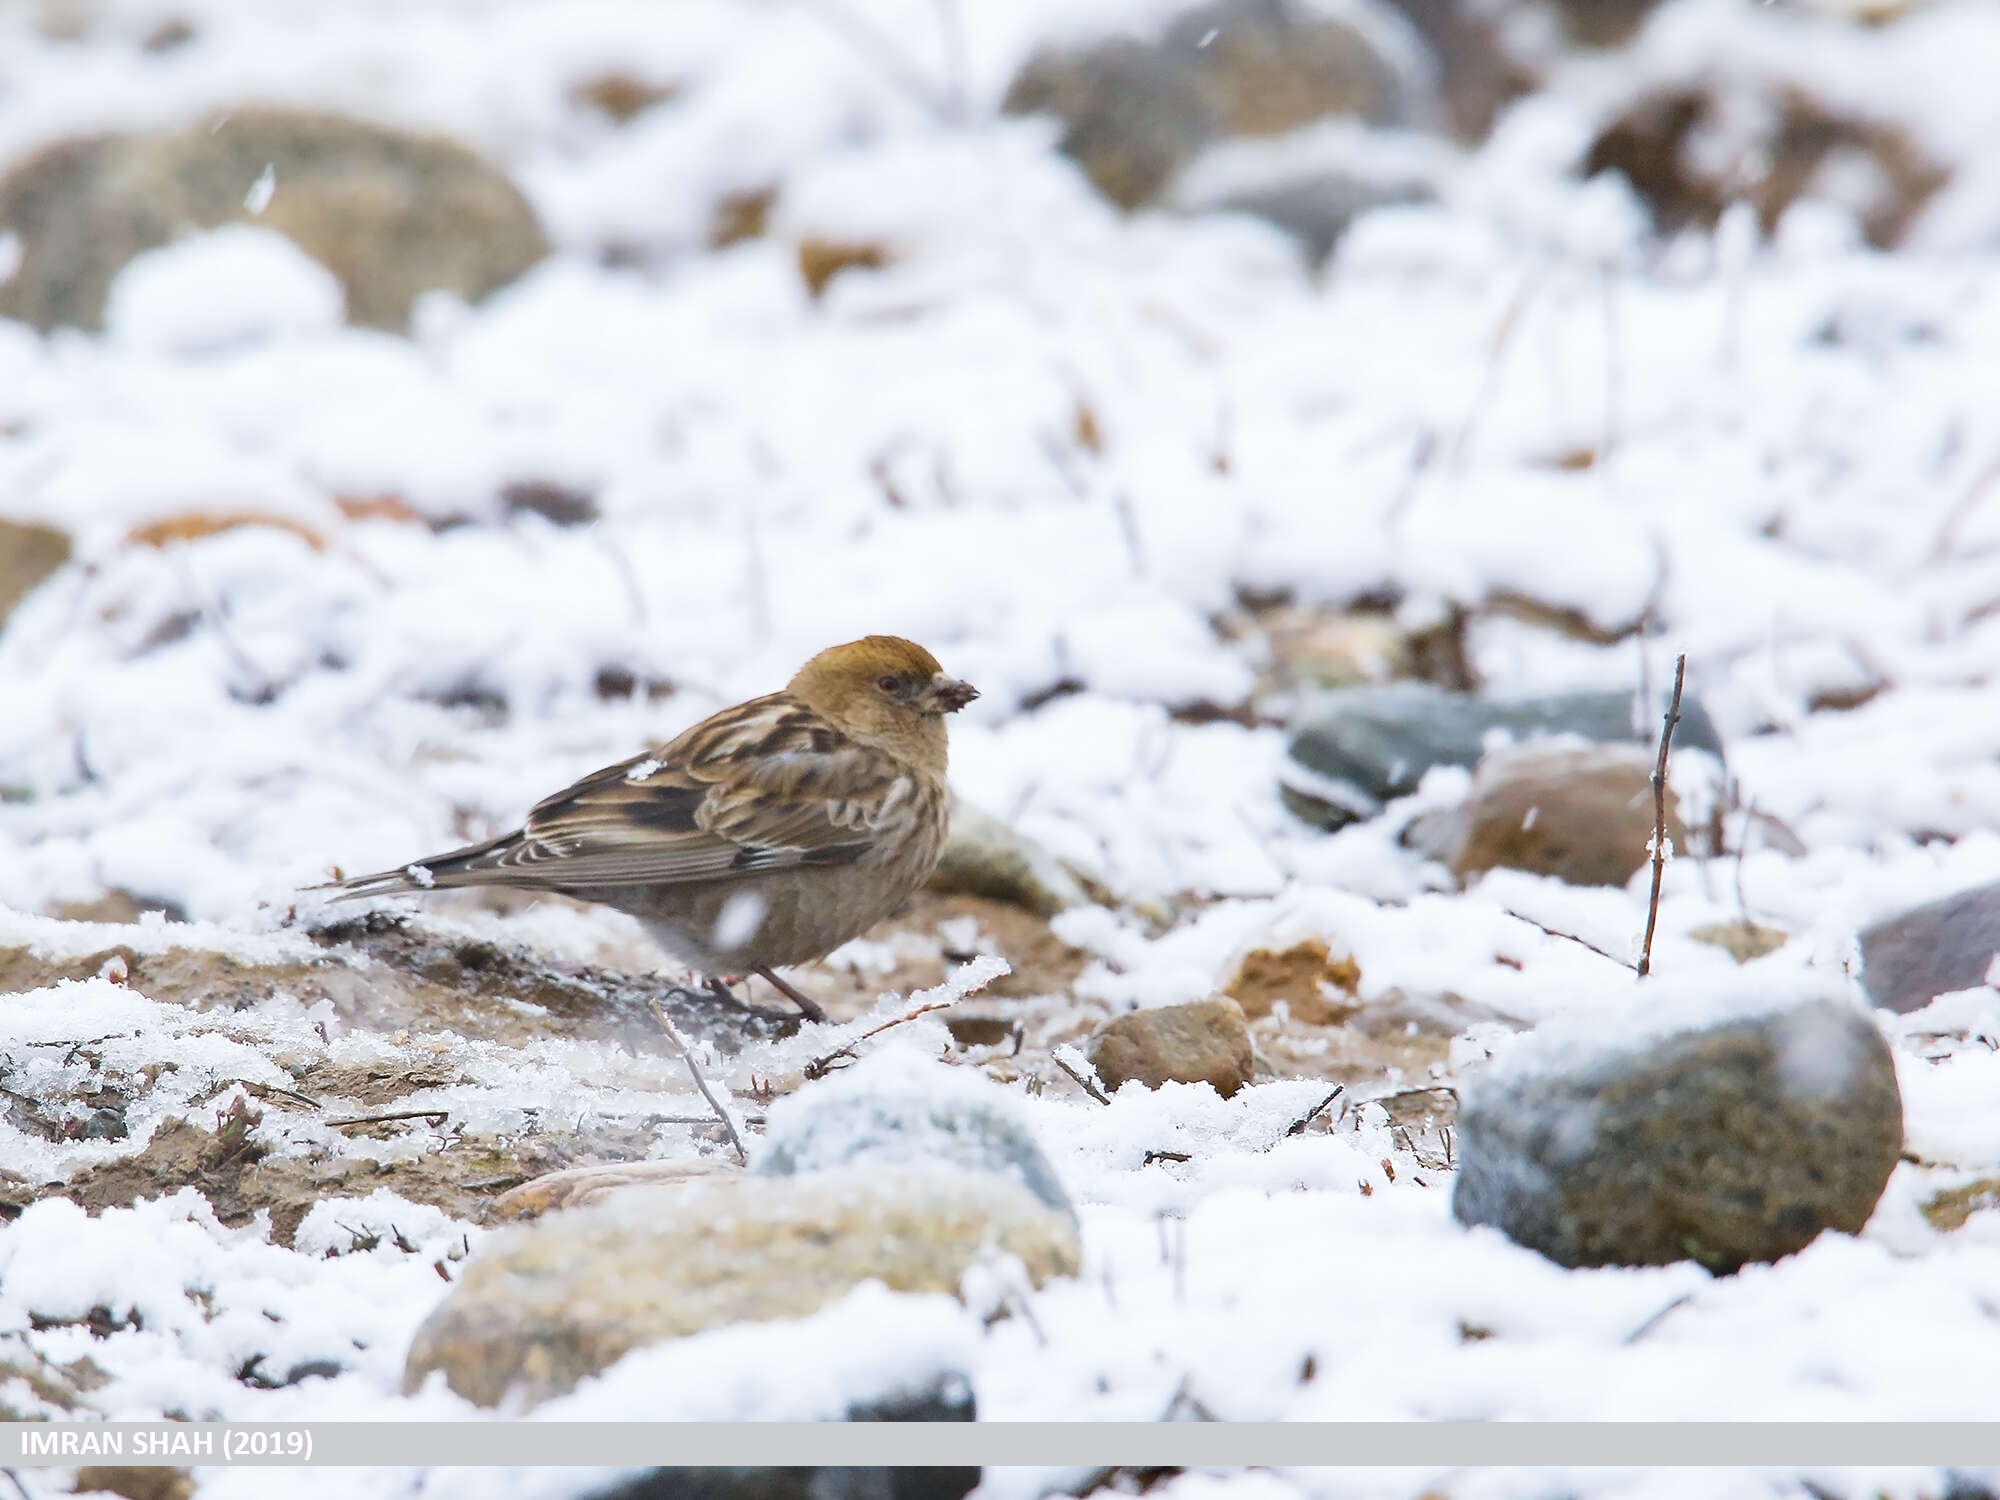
(1584, 85, 1947, 250)
(0, 519, 71, 628)
(797, 239, 889, 298)
(1225, 939, 1361, 1025)
(1448, 743, 1687, 888)
(1090, 997, 1255, 1098)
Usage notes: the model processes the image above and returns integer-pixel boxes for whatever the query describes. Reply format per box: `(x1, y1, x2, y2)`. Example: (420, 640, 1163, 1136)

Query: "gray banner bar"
(5, 1423, 2000, 1467)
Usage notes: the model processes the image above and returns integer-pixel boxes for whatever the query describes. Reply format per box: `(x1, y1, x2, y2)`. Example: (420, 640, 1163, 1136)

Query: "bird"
(318, 635, 977, 1022)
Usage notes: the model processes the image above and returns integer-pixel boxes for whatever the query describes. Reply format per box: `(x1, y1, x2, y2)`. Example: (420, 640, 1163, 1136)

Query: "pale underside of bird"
(317, 637, 977, 1023)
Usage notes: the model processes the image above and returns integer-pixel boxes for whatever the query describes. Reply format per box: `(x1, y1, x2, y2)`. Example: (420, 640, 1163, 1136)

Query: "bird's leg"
(753, 966, 827, 1024)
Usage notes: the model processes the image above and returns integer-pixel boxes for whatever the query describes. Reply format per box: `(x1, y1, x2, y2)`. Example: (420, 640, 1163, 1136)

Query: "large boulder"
(1453, 983, 1903, 1271)
(403, 1167, 1078, 1408)
(0, 106, 548, 334)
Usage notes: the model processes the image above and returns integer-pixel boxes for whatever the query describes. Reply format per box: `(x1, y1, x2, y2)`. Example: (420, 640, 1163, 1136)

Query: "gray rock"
(0, 520, 71, 631)
(1434, 742, 1689, 888)
(1168, 121, 1447, 260)
(1282, 683, 1724, 829)
(1859, 882, 2000, 1015)
(0, 106, 548, 334)
(1090, 996, 1255, 1099)
(1003, 0, 1432, 212)
(755, 1050, 1074, 1221)
(1453, 995, 1903, 1271)
(402, 1166, 1080, 1408)
(927, 799, 1088, 917)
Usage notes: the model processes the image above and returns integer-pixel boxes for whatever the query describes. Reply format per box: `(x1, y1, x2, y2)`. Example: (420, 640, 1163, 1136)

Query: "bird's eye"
(877, 674, 900, 694)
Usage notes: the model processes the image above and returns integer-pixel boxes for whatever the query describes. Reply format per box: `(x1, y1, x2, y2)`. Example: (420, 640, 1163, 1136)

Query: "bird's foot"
(752, 966, 828, 1024)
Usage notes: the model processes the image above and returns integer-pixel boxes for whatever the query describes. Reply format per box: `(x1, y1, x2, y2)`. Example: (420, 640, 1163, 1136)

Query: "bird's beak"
(928, 674, 979, 713)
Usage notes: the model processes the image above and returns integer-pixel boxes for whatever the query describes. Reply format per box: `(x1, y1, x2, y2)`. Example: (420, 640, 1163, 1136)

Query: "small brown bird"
(322, 636, 977, 1021)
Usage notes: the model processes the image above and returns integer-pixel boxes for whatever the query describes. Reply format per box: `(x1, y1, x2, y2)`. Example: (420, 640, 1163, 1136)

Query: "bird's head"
(788, 635, 978, 767)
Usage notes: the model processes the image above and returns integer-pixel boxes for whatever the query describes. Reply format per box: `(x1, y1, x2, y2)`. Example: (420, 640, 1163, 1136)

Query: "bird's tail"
(308, 831, 524, 901)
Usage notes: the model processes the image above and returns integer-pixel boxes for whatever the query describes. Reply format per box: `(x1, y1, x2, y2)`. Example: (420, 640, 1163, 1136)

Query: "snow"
(105, 225, 346, 354)
(2, 0, 2000, 1486)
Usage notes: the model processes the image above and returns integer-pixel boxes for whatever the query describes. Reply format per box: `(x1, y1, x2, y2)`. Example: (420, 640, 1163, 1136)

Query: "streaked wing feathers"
(457, 694, 914, 889)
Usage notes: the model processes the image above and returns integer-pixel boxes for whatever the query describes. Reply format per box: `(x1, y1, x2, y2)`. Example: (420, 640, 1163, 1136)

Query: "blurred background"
(0, 0, 1997, 926)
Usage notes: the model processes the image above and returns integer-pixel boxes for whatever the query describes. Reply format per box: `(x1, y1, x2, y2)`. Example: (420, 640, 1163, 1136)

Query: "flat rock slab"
(1858, 881, 2000, 1014)
(1453, 993, 1902, 1271)
(1090, 996, 1255, 1099)
(403, 1167, 1080, 1408)
(1283, 684, 1723, 829)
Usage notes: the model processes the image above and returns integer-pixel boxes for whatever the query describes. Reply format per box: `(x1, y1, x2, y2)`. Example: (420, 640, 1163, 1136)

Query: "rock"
(1225, 938, 1362, 1025)
(754, 1049, 1074, 1220)
(1922, 1178, 2000, 1233)
(105, 224, 345, 351)
(1583, 85, 1947, 250)
(1549, 0, 1660, 47)
(1090, 997, 1255, 1099)
(588, 1465, 978, 1500)
(73, 1470, 195, 1500)
(1858, 882, 2000, 1014)
(0, 519, 71, 630)
(1452, 990, 1903, 1271)
(0, 1332, 103, 1419)
(1168, 122, 1443, 260)
(1281, 683, 1723, 830)
(402, 1166, 1079, 1408)
(1688, 921, 1790, 964)
(1375, 0, 1531, 140)
(1003, 0, 1432, 211)
(797, 238, 889, 298)
(1439, 742, 1688, 888)
(927, 800, 1088, 917)
(0, 106, 548, 334)
(493, 1159, 738, 1221)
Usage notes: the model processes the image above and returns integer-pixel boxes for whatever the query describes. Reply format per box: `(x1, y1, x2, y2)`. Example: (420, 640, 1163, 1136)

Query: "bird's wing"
(326, 694, 918, 896)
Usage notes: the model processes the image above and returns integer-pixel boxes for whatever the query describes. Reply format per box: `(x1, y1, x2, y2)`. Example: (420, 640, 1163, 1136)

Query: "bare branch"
(1638, 653, 1688, 979)
(649, 997, 746, 1164)
(1502, 907, 1633, 969)
(1285, 1085, 1344, 1137)
(803, 998, 958, 1080)
(1052, 1047, 1111, 1105)
(328, 1109, 448, 1130)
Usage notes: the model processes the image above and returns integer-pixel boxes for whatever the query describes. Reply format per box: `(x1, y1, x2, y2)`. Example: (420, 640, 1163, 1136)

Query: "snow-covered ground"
(4, 0, 2000, 1493)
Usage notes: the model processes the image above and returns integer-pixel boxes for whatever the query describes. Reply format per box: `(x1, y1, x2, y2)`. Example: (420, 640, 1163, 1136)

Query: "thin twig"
(1143, 1149, 1192, 1165)
(1623, 1291, 1694, 1344)
(1285, 1085, 1344, 1137)
(1502, 907, 1633, 969)
(1637, 653, 1688, 979)
(802, 999, 957, 1081)
(1925, 451, 2000, 567)
(4, 1468, 36, 1500)
(327, 1109, 449, 1129)
(648, 997, 746, 1164)
(1052, 1049, 1111, 1105)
